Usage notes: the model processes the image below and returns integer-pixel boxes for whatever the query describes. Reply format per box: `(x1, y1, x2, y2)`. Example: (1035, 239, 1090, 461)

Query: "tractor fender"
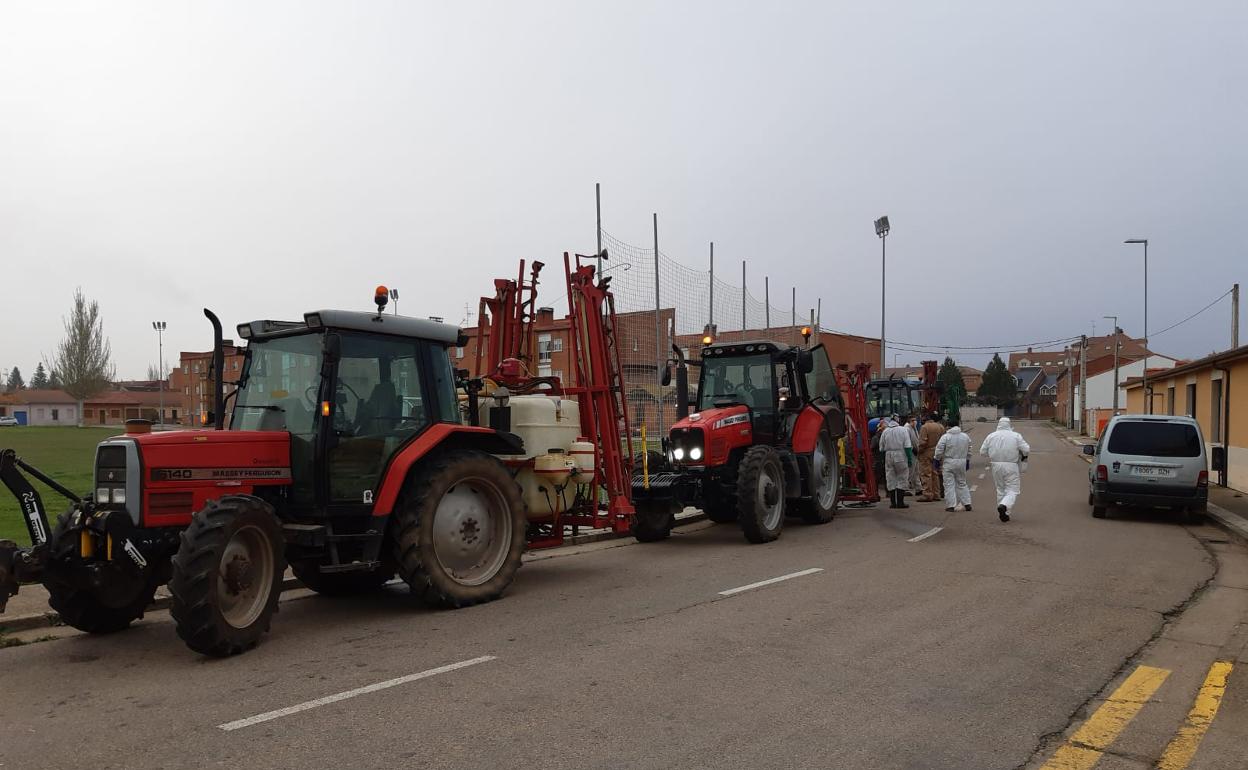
(790, 406, 829, 455)
(372, 424, 524, 517)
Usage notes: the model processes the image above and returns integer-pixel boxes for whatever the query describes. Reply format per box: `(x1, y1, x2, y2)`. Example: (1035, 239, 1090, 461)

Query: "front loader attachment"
(0, 448, 79, 612)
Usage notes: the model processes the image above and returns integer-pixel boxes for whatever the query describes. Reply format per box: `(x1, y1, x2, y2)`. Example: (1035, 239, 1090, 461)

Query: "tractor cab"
(233, 310, 467, 512)
(695, 340, 825, 447)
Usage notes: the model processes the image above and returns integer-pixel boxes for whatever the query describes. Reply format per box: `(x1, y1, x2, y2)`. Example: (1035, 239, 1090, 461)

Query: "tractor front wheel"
(46, 511, 161, 634)
(737, 445, 787, 543)
(170, 496, 285, 657)
(392, 450, 525, 608)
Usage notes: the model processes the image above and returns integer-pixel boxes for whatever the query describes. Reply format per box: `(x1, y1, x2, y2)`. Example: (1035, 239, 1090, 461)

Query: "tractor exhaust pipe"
(204, 308, 225, 429)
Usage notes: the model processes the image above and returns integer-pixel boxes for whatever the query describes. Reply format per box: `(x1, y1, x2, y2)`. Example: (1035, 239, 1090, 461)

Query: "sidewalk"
(1047, 420, 1248, 542)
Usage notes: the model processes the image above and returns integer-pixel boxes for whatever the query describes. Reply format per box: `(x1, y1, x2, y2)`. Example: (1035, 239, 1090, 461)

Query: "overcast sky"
(1, 1, 1245, 379)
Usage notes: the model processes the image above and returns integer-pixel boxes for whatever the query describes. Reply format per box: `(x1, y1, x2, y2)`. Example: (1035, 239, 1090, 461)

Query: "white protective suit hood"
(947, 426, 962, 434)
(997, 417, 1012, 431)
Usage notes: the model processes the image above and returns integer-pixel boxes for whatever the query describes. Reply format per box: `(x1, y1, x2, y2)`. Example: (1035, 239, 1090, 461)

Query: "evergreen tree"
(5, 366, 24, 392)
(30, 362, 49, 389)
(46, 289, 115, 426)
(977, 354, 1017, 407)
(937, 357, 966, 398)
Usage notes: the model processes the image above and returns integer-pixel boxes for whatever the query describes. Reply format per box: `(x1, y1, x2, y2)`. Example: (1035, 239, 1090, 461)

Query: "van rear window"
(1107, 422, 1201, 457)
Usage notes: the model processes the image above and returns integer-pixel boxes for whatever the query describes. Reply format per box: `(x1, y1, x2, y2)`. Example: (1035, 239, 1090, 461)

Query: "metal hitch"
(0, 448, 84, 613)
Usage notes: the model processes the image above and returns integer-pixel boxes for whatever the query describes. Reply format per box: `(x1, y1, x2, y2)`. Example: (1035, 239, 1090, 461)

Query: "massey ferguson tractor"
(0, 253, 636, 656)
(631, 336, 877, 544)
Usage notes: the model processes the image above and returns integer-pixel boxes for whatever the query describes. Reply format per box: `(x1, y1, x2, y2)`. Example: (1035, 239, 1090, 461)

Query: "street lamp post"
(152, 321, 166, 426)
(1104, 315, 1120, 413)
(875, 216, 890, 374)
(1124, 239, 1149, 412)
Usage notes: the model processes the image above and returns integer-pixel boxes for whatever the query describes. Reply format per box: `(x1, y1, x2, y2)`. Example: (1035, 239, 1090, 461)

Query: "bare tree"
(146, 363, 162, 381)
(47, 289, 115, 427)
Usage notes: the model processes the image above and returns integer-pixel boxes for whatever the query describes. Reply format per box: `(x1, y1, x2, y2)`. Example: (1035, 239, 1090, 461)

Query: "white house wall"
(1083, 356, 1178, 411)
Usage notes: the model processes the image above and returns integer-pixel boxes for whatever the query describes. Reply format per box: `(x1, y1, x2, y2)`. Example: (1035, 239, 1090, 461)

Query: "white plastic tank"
(479, 394, 580, 459)
(569, 438, 596, 482)
(518, 452, 578, 520)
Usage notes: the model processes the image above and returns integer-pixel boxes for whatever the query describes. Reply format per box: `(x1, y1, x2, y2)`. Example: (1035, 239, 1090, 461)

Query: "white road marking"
(908, 526, 943, 542)
(719, 568, 823, 596)
(970, 485, 979, 492)
(977, 472, 986, 480)
(218, 655, 497, 731)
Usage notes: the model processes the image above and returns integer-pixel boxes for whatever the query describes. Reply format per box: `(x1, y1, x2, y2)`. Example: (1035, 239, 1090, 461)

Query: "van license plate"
(1131, 466, 1176, 478)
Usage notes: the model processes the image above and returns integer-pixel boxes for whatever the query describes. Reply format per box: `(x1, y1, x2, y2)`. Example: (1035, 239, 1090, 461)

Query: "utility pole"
(1079, 334, 1088, 435)
(1067, 347, 1075, 428)
(1233, 283, 1240, 349)
(741, 260, 747, 335)
(875, 216, 890, 374)
(708, 242, 714, 330)
(152, 321, 166, 426)
(791, 287, 796, 328)
(1104, 316, 1120, 413)
(653, 214, 662, 418)
(816, 298, 822, 344)
(595, 183, 602, 276)
(764, 277, 770, 334)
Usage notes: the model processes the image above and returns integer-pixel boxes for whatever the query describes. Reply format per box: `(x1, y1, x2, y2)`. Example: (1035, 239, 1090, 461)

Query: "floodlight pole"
(152, 321, 166, 426)
(875, 216, 891, 374)
(1104, 315, 1119, 412)
(1124, 239, 1149, 412)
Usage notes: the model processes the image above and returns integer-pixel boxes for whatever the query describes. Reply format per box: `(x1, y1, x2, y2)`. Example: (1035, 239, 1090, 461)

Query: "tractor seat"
(355, 381, 401, 435)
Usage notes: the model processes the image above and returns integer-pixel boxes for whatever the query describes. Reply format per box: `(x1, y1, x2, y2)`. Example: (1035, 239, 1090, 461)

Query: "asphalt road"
(2, 421, 1245, 770)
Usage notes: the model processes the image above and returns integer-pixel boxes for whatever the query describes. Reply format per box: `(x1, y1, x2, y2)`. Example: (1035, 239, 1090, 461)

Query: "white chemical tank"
(569, 438, 596, 483)
(479, 394, 581, 459)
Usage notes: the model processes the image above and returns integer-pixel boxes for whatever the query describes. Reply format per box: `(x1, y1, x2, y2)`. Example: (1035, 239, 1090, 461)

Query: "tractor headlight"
(96, 487, 110, 504)
(673, 447, 685, 461)
(111, 488, 126, 505)
(689, 446, 703, 461)
(669, 428, 705, 464)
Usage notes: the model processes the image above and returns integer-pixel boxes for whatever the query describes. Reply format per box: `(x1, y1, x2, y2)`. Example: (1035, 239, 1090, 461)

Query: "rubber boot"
(888, 489, 899, 509)
(895, 489, 909, 509)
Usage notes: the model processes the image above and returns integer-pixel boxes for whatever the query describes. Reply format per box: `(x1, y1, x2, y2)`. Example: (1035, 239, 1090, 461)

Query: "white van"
(1083, 415, 1208, 523)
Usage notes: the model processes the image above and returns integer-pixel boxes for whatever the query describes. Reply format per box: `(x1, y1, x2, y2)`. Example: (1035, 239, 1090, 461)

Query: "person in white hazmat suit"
(979, 417, 1030, 522)
(879, 418, 915, 509)
(933, 419, 973, 512)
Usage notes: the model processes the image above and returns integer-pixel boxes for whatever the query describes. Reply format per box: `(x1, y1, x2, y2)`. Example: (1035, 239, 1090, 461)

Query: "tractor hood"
(672, 404, 750, 433)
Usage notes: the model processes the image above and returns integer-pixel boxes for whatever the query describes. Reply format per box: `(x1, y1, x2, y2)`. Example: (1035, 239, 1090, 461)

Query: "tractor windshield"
(232, 333, 322, 435)
(698, 354, 775, 414)
(866, 381, 913, 419)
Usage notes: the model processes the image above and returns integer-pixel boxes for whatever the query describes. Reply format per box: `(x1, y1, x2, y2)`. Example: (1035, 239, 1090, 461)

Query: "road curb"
(1, 511, 710, 636)
(1206, 503, 1248, 541)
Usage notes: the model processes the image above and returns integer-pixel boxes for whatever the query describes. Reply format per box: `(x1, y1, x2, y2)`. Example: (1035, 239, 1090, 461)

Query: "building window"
(1186, 383, 1196, 419)
(171, 409, 179, 420)
(110, 409, 121, 418)
(51, 408, 59, 421)
(1211, 379, 1223, 443)
(182, 366, 188, 375)
(36, 408, 45, 418)
(551, 370, 563, 382)
(193, 363, 199, 373)
(455, 347, 465, 359)
(538, 334, 553, 363)
(549, 337, 563, 353)
(233, 360, 239, 370)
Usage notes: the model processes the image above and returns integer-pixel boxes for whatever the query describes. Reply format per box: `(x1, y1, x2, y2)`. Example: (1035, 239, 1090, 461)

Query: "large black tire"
(391, 450, 525, 608)
(797, 430, 840, 525)
(45, 510, 161, 634)
(631, 499, 674, 542)
(736, 445, 787, 544)
(291, 561, 394, 596)
(703, 483, 739, 523)
(170, 495, 286, 657)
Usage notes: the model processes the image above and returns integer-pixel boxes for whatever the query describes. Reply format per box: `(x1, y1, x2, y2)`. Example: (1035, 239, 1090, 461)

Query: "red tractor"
(631, 338, 853, 543)
(0, 254, 635, 656)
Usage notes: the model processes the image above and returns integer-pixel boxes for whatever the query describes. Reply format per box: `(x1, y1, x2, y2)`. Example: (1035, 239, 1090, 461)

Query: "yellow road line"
(1156, 661, 1234, 770)
(1039, 665, 1170, 770)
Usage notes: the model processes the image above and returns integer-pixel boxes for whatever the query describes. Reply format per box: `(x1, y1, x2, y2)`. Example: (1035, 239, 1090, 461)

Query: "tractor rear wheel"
(170, 495, 285, 657)
(631, 499, 674, 542)
(392, 450, 525, 608)
(736, 445, 786, 543)
(46, 510, 161, 634)
(797, 430, 840, 525)
(292, 561, 394, 596)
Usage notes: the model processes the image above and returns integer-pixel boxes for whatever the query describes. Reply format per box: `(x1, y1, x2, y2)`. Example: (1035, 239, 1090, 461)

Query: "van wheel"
(1184, 508, 1205, 525)
(1091, 505, 1107, 519)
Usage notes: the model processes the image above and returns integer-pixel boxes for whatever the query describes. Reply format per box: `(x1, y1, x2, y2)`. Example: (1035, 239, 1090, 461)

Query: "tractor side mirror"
(796, 349, 814, 375)
(660, 365, 672, 387)
(323, 333, 342, 363)
(1082, 444, 1094, 455)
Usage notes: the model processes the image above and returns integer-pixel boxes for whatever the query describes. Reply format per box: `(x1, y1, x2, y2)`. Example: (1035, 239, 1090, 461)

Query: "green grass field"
(0, 427, 122, 543)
